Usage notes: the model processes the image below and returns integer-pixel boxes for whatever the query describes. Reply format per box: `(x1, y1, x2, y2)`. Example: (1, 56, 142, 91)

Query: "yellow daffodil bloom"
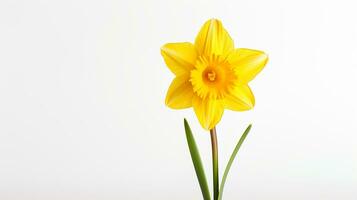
(161, 19, 268, 130)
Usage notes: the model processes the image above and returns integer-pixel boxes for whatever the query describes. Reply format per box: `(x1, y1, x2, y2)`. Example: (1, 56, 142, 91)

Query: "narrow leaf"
(184, 119, 211, 200)
(218, 124, 252, 200)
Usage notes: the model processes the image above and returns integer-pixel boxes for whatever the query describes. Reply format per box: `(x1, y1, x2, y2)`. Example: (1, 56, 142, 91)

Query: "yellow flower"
(161, 19, 268, 130)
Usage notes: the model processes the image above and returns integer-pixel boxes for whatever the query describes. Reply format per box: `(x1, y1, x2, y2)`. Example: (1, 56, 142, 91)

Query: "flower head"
(161, 19, 268, 130)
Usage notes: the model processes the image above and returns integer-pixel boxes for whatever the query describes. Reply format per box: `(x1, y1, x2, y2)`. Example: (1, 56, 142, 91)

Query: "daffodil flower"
(161, 19, 268, 130)
(161, 19, 268, 200)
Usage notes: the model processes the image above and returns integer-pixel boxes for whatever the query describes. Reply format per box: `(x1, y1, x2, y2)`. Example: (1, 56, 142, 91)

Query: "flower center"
(190, 55, 237, 99)
(205, 69, 217, 82)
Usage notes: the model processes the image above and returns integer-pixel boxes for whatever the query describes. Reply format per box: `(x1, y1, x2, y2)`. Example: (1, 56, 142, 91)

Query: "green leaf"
(218, 124, 252, 200)
(184, 119, 211, 200)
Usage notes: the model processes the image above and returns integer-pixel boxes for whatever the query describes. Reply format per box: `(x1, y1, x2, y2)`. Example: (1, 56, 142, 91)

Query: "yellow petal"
(193, 95, 224, 130)
(194, 19, 234, 56)
(161, 42, 197, 75)
(165, 75, 194, 109)
(224, 85, 255, 111)
(228, 48, 268, 83)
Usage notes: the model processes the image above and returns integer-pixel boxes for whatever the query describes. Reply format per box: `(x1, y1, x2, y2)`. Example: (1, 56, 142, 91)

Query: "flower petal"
(165, 75, 194, 109)
(228, 48, 268, 83)
(161, 42, 197, 75)
(193, 95, 224, 130)
(194, 19, 234, 56)
(224, 85, 255, 111)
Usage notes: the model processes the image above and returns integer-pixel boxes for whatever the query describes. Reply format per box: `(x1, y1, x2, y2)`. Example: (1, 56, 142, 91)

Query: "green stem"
(210, 127, 219, 200)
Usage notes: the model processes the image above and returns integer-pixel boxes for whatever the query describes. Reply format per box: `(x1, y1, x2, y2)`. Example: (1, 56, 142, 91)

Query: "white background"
(1, 0, 356, 199)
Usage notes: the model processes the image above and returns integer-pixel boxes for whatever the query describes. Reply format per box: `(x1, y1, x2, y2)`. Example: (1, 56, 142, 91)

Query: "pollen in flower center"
(206, 69, 216, 81)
